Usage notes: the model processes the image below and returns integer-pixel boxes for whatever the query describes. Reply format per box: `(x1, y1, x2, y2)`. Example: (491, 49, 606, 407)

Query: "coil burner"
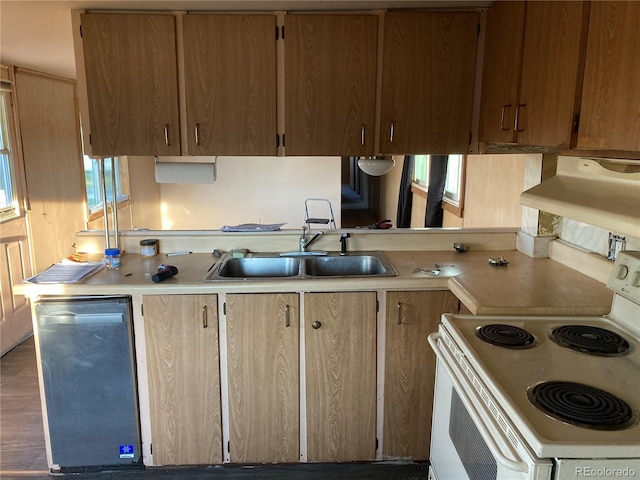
(551, 325, 630, 356)
(475, 324, 536, 349)
(528, 381, 638, 430)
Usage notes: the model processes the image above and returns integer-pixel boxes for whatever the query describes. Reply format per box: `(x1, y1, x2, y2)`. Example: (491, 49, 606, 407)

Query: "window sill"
(443, 198, 463, 218)
(412, 183, 464, 218)
(87, 198, 130, 223)
(0, 209, 21, 224)
(411, 183, 428, 199)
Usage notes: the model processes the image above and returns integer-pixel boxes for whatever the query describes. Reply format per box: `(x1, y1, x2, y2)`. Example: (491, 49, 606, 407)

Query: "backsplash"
(559, 218, 639, 259)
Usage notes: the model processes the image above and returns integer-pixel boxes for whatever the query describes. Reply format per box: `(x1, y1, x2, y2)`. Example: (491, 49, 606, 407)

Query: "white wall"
(381, 153, 534, 230)
(158, 156, 341, 230)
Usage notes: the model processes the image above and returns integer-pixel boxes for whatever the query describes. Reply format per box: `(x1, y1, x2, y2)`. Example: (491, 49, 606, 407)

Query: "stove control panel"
(607, 251, 640, 304)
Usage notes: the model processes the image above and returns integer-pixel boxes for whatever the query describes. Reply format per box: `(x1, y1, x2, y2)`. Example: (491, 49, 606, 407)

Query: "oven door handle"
(428, 332, 530, 474)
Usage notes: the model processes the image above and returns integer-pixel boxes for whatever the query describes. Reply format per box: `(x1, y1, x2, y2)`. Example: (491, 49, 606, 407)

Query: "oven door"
(428, 333, 553, 480)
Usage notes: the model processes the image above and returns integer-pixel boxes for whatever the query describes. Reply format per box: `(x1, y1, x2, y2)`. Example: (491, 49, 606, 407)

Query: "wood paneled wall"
(14, 69, 86, 271)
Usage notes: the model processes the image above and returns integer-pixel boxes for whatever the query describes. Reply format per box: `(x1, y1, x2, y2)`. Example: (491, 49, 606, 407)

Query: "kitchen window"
(412, 154, 465, 217)
(413, 155, 430, 187)
(83, 156, 129, 218)
(0, 87, 19, 222)
(443, 154, 465, 217)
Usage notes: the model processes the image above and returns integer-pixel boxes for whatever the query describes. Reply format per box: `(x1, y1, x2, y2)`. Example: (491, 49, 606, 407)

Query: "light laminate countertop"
(16, 249, 613, 316)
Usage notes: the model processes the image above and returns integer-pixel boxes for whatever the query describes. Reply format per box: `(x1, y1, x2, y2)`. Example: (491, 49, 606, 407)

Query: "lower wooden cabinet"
(143, 294, 222, 465)
(304, 292, 377, 462)
(140, 289, 457, 465)
(383, 290, 459, 460)
(225, 293, 300, 463)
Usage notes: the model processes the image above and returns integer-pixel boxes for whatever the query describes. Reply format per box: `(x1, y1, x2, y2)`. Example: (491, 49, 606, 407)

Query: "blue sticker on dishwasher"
(119, 444, 135, 459)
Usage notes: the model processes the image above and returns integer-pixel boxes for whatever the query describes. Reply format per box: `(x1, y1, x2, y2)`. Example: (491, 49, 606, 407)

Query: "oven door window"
(450, 388, 497, 480)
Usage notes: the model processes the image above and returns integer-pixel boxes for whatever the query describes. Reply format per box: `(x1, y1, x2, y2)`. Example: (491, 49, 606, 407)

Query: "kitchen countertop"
(448, 252, 613, 315)
(16, 249, 614, 316)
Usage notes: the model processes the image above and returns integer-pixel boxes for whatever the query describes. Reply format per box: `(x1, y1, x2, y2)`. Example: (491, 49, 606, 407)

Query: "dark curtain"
(425, 155, 448, 227)
(396, 155, 413, 228)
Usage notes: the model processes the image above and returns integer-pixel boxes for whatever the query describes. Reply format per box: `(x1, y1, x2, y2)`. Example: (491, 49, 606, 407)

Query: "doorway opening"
(340, 157, 380, 228)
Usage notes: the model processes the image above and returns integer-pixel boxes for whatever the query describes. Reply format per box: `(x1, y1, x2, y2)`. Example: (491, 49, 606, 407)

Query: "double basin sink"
(205, 251, 397, 281)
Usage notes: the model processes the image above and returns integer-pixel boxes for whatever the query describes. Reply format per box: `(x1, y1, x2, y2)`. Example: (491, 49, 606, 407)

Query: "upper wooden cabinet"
(577, 2, 640, 152)
(79, 13, 180, 156)
(284, 14, 378, 156)
(183, 14, 277, 156)
(476, 2, 525, 145)
(379, 11, 479, 155)
(478, 2, 588, 148)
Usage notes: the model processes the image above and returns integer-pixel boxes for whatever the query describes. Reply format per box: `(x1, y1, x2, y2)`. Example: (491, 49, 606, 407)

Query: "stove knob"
(616, 265, 629, 280)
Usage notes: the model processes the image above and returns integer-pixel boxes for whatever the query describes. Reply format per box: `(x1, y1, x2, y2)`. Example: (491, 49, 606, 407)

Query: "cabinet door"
(517, 1, 588, 147)
(577, 2, 640, 152)
(285, 14, 378, 156)
(477, 1, 526, 144)
(383, 291, 459, 460)
(379, 11, 479, 154)
(478, 2, 588, 147)
(80, 13, 180, 156)
(143, 295, 222, 465)
(225, 293, 299, 463)
(304, 292, 377, 462)
(183, 14, 277, 156)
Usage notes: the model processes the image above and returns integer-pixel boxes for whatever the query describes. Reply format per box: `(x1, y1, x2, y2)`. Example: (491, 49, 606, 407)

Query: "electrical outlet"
(608, 233, 626, 261)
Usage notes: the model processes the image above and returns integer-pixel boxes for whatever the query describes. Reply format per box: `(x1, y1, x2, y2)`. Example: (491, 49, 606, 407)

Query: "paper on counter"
(27, 262, 105, 284)
(221, 223, 286, 232)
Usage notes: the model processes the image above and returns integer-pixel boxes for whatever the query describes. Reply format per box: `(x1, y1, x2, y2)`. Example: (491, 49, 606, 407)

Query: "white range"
(429, 251, 640, 480)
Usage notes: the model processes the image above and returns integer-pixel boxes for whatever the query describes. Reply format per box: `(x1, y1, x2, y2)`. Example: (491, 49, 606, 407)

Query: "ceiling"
(0, 0, 490, 80)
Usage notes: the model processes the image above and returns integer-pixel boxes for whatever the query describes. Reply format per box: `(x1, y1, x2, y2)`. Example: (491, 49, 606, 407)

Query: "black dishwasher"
(34, 296, 141, 471)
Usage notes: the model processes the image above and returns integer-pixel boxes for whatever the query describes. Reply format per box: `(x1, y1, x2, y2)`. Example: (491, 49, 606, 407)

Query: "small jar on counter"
(140, 239, 158, 257)
(104, 248, 121, 269)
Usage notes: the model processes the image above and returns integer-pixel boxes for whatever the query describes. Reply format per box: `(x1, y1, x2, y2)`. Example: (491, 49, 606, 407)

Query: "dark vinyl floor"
(0, 337, 428, 480)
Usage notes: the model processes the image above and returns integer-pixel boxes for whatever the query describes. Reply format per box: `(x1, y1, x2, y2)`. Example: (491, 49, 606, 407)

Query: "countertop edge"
(15, 249, 614, 316)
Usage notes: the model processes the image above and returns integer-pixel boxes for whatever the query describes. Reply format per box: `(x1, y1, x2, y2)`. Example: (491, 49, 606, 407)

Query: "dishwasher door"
(35, 296, 141, 470)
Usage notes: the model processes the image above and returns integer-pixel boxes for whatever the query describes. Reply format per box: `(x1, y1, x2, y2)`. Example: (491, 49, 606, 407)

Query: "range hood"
(520, 157, 640, 238)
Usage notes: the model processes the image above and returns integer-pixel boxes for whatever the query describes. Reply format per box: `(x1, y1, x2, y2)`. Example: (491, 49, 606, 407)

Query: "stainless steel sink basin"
(304, 254, 394, 277)
(216, 256, 301, 278)
(204, 251, 397, 281)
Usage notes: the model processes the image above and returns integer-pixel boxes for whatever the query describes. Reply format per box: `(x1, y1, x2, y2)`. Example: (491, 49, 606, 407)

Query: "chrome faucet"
(299, 225, 324, 252)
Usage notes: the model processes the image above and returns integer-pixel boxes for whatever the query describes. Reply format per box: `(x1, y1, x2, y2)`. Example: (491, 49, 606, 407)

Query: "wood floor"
(0, 336, 49, 477)
(0, 337, 428, 480)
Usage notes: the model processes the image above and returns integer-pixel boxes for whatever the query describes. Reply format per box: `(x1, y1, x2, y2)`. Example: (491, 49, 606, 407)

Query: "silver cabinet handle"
(500, 104, 512, 131)
(361, 125, 365, 146)
(164, 124, 170, 146)
(514, 104, 526, 132)
(285, 304, 291, 328)
(389, 121, 395, 143)
(195, 123, 201, 146)
(311, 321, 321, 329)
(202, 305, 208, 329)
(397, 302, 403, 325)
